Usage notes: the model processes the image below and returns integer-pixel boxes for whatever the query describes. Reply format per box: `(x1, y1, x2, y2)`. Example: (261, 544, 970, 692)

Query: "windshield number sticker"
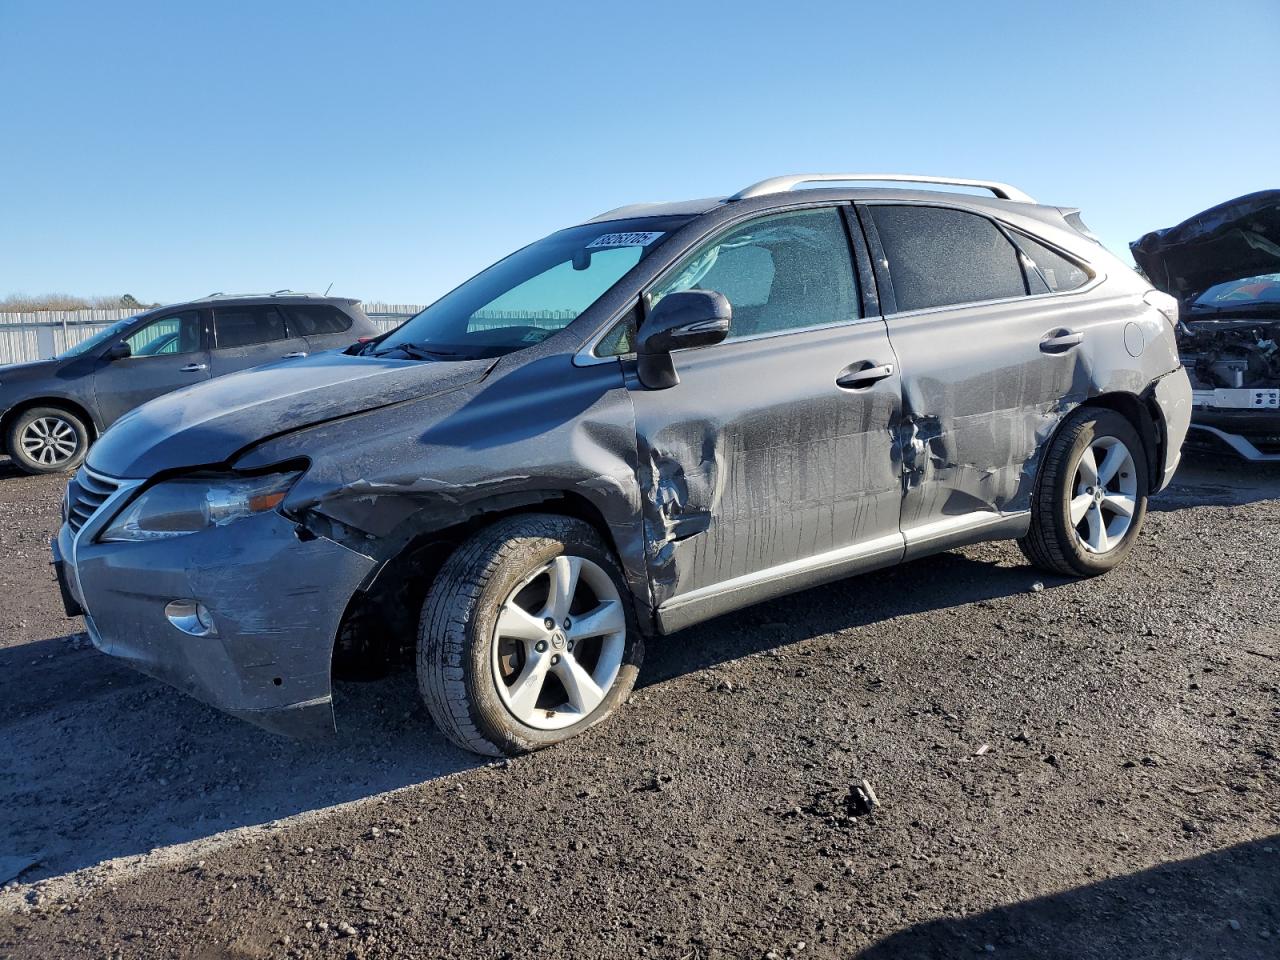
(586, 232, 664, 249)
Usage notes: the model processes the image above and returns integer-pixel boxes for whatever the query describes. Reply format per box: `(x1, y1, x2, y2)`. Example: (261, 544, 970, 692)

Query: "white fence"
(0, 304, 425, 366)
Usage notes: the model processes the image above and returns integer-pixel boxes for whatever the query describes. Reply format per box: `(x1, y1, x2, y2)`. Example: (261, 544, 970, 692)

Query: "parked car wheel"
(7, 406, 90, 475)
(418, 514, 643, 756)
(1020, 407, 1149, 577)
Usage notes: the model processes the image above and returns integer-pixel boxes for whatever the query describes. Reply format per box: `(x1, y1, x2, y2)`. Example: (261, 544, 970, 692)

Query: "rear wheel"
(1019, 407, 1149, 577)
(417, 514, 643, 756)
(7, 407, 90, 475)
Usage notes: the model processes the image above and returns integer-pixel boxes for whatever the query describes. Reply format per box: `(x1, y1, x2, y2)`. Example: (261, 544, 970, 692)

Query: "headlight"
(100, 471, 301, 542)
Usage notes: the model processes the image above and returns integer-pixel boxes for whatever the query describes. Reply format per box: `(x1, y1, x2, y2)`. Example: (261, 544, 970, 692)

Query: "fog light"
(165, 599, 218, 637)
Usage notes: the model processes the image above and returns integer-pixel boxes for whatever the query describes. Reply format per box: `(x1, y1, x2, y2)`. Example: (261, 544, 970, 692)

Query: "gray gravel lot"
(0, 452, 1276, 959)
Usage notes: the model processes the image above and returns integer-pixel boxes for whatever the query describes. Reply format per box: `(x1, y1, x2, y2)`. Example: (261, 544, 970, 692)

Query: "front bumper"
(1187, 408, 1280, 462)
(56, 498, 377, 738)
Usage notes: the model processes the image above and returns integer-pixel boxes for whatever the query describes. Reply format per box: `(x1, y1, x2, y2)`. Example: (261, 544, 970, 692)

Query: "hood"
(0, 358, 60, 382)
(88, 352, 495, 478)
(0, 358, 76, 413)
(1131, 190, 1280, 304)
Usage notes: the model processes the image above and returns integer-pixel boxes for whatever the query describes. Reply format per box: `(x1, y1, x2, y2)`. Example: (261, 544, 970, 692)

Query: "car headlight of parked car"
(100, 470, 301, 542)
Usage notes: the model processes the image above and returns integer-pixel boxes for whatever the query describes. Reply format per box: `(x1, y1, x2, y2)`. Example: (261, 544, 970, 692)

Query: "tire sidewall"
(443, 521, 642, 754)
(1049, 409, 1149, 574)
(8, 407, 90, 475)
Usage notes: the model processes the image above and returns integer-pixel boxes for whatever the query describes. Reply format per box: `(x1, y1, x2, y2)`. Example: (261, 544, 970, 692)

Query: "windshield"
(55, 316, 142, 359)
(1192, 272, 1280, 311)
(372, 216, 691, 360)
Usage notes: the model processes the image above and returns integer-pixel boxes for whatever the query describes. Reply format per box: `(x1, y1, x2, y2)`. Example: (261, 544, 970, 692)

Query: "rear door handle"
(1040, 329, 1083, 353)
(836, 361, 895, 390)
(282, 351, 308, 359)
(180, 363, 208, 373)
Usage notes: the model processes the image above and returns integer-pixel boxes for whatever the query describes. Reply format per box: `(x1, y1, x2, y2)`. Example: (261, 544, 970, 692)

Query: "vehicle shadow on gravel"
(857, 835, 1280, 959)
(642, 549, 1056, 686)
(0, 458, 30, 482)
(0, 634, 482, 885)
(1150, 449, 1280, 511)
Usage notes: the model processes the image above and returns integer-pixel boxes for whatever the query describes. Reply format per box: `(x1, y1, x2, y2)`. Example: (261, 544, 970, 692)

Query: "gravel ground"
(0, 452, 1276, 959)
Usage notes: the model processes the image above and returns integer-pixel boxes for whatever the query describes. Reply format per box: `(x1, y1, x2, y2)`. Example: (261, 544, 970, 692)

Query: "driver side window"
(125, 311, 203, 357)
(647, 207, 860, 340)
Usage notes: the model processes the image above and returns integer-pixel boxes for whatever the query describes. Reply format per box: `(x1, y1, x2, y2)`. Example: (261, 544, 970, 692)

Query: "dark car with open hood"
(0, 293, 377, 475)
(1132, 190, 1280, 462)
(52, 173, 1192, 756)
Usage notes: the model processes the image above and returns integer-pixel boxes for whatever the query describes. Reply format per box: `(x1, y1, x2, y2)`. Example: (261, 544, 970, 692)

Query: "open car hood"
(88, 352, 494, 478)
(1131, 190, 1280, 304)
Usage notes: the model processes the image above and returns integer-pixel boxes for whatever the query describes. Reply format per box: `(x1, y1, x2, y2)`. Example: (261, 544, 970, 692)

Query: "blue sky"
(2, 0, 1277, 305)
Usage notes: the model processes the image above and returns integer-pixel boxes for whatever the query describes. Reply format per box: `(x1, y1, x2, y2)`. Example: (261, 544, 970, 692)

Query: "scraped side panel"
(628, 322, 903, 607)
(889, 289, 1172, 535)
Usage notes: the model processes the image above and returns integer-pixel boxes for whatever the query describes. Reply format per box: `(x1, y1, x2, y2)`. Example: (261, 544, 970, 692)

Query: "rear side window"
(213, 306, 287, 348)
(282, 304, 354, 336)
(649, 207, 860, 340)
(870, 205, 1027, 312)
(1009, 230, 1091, 292)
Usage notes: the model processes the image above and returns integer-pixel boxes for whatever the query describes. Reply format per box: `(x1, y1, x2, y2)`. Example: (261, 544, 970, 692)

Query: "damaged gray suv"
(53, 173, 1193, 756)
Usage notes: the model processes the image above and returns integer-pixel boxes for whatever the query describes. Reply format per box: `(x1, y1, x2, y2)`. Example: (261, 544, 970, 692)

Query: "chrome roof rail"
(730, 173, 1037, 204)
(201, 290, 324, 301)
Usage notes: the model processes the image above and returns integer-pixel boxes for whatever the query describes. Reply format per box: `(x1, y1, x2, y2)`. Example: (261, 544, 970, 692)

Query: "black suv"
(53, 174, 1192, 756)
(0, 293, 377, 474)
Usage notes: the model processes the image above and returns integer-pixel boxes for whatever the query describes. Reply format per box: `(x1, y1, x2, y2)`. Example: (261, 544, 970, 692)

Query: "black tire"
(6, 406, 90, 475)
(1019, 407, 1149, 577)
(418, 513, 643, 756)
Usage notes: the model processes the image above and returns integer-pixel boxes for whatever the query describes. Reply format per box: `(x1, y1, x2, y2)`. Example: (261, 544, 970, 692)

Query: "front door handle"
(1040, 329, 1083, 353)
(282, 351, 308, 359)
(836, 361, 895, 390)
(180, 363, 208, 373)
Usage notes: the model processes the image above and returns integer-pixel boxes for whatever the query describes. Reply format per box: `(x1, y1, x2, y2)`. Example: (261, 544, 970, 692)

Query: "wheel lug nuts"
(535, 640, 548, 652)
(563, 617, 572, 629)
(543, 617, 555, 630)
(550, 654, 560, 665)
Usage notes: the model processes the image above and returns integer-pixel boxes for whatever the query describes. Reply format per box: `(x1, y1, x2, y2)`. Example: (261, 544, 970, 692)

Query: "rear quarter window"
(1009, 230, 1092, 292)
(870, 205, 1027, 312)
(282, 304, 354, 336)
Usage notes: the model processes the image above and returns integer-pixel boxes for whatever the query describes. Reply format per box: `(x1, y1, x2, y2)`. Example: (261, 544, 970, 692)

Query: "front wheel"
(417, 514, 643, 756)
(1019, 407, 1149, 577)
(7, 406, 90, 475)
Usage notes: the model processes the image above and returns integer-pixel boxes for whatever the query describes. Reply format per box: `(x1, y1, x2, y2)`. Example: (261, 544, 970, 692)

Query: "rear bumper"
(1152, 367, 1194, 490)
(57, 504, 376, 739)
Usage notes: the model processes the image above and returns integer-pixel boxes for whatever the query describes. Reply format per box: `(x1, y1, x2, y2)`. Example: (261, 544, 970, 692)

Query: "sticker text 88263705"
(586, 232, 664, 249)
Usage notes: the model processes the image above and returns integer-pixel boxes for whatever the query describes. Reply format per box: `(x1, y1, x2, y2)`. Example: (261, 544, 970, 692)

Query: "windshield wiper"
(375, 342, 467, 361)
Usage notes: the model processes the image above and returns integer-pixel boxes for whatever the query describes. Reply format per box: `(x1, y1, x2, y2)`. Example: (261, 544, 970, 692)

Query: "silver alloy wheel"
(20, 416, 80, 466)
(491, 554, 627, 730)
(1069, 435, 1137, 554)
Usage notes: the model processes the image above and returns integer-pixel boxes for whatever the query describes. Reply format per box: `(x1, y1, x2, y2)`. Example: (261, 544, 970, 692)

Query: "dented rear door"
(860, 202, 1090, 550)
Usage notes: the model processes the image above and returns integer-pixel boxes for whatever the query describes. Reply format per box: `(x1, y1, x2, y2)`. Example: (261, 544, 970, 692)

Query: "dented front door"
(626, 205, 907, 622)
(629, 322, 904, 608)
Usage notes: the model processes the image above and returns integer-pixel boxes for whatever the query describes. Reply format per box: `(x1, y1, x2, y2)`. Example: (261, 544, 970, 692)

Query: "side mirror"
(104, 342, 132, 361)
(635, 290, 731, 389)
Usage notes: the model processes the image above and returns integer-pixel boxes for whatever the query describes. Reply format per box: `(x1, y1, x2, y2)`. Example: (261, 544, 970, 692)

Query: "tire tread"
(1018, 407, 1147, 578)
(417, 514, 633, 756)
